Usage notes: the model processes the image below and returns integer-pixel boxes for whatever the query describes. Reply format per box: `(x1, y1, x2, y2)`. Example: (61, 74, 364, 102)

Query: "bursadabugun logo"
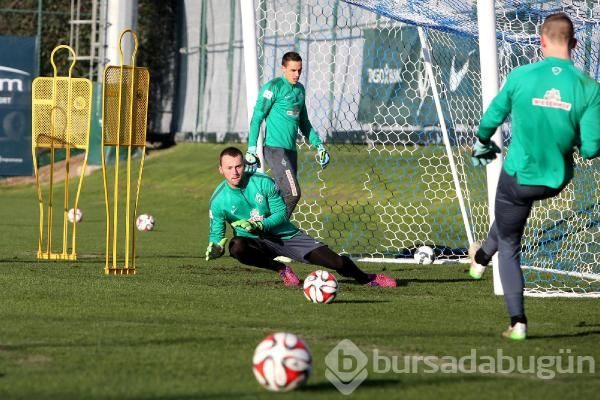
(325, 339, 368, 395)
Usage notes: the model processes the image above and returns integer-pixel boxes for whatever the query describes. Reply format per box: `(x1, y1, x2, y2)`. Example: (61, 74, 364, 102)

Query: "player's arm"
(579, 87, 600, 160)
(248, 83, 277, 148)
(299, 104, 322, 148)
(477, 74, 514, 143)
(206, 203, 228, 260)
(299, 104, 330, 168)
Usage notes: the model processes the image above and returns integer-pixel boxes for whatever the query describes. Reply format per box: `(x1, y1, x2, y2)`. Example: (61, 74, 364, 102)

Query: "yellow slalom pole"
(32, 45, 91, 261)
(120, 30, 138, 270)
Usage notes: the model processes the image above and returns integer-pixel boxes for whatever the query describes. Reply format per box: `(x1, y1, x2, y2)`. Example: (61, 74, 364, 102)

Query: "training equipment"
(136, 214, 154, 232)
(205, 238, 228, 261)
(232, 219, 263, 233)
(241, 1, 599, 297)
(471, 140, 501, 167)
(32, 45, 92, 260)
(414, 245, 435, 265)
(252, 332, 311, 392)
(316, 144, 330, 169)
(67, 208, 83, 224)
(303, 270, 338, 304)
(245, 146, 260, 173)
(102, 30, 150, 275)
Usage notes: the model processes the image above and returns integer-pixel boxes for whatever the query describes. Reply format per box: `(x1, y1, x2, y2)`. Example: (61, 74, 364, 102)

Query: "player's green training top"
(478, 56, 600, 189)
(248, 77, 323, 151)
(208, 172, 299, 243)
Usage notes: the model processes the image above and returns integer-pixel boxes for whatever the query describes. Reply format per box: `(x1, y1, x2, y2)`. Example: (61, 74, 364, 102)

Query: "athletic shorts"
(254, 231, 327, 262)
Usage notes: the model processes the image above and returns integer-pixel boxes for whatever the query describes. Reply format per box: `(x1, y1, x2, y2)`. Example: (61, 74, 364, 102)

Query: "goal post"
(243, 0, 600, 297)
(476, 0, 504, 296)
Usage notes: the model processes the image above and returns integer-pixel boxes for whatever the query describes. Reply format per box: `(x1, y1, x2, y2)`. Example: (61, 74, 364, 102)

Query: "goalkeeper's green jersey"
(248, 77, 323, 151)
(208, 172, 299, 244)
(478, 56, 600, 189)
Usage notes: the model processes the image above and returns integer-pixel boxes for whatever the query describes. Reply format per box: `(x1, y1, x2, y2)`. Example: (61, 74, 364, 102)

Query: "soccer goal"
(242, 0, 599, 297)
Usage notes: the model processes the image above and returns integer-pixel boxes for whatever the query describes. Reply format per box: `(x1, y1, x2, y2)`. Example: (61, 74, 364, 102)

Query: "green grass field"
(0, 143, 598, 400)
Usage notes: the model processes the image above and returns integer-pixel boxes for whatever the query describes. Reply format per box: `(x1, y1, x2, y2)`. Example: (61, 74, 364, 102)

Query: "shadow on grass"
(0, 336, 220, 351)
(301, 378, 401, 392)
(401, 278, 474, 284)
(529, 330, 600, 340)
(334, 299, 391, 304)
(302, 374, 494, 392)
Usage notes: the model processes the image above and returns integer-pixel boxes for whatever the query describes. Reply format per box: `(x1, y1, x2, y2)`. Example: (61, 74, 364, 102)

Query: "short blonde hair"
(541, 13, 575, 48)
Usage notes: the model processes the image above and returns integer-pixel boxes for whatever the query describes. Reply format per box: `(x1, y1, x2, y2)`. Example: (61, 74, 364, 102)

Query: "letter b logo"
(325, 339, 368, 395)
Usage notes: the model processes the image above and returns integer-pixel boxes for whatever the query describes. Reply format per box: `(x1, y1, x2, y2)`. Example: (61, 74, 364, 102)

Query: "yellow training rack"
(32, 45, 92, 260)
(101, 30, 150, 275)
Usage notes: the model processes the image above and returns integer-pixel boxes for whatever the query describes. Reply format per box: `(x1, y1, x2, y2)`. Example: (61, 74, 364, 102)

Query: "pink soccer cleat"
(278, 265, 301, 287)
(366, 273, 397, 287)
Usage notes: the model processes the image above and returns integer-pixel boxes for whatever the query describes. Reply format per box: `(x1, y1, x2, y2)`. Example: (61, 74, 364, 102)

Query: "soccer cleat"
(502, 322, 527, 340)
(468, 241, 486, 279)
(278, 265, 300, 287)
(274, 256, 293, 263)
(366, 273, 397, 287)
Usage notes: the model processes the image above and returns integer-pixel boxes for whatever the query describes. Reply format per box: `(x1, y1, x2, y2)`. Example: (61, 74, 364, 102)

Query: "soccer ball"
(67, 208, 82, 223)
(303, 270, 338, 304)
(136, 214, 155, 231)
(414, 245, 435, 264)
(252, 332, 312, 392)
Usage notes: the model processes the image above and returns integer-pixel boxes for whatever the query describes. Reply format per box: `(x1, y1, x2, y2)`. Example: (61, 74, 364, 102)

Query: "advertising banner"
(0, 36, 36, 176)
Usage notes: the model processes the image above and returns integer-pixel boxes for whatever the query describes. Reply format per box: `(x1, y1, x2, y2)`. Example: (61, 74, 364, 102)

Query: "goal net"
(252, 0, 599, 297)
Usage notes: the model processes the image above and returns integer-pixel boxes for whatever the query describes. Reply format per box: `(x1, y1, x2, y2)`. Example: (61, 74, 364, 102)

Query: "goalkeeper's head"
(541, 13, 576, 57)
(281, 51, 303, 85)
(219, 146, 245, 188)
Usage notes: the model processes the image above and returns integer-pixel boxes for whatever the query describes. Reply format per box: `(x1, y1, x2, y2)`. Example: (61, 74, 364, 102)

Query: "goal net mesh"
(254, 0, 599, 297)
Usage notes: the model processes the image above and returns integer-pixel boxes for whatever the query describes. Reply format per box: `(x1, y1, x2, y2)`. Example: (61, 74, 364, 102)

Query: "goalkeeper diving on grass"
(245, 51, 330, 219)
(469, 13, 600, 340)
(205, 147, 396, 288)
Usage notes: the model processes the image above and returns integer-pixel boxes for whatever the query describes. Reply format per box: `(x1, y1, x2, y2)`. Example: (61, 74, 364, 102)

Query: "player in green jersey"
(205, 147, 396, 288)
(469, 13, 600, 340)
(245, 51, 330, 219)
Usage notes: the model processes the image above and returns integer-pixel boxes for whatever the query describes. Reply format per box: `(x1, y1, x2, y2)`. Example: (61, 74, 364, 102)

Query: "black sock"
(338, 262, 371, 284)
(510, 315, 527, 326)
(475, 248, 492, 266)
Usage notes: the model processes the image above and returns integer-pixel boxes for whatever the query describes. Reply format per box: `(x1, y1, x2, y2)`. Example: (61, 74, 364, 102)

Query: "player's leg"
(494, 170, 562, 339)
(304, 246, 369, 283)
(263, 146, 301, 218)
(304, 246, 397, 287)
(228, 236, 300, 286)
(228, 236, 281, 271)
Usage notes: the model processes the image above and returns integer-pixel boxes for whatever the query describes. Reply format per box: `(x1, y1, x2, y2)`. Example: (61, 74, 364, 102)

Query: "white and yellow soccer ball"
(252, 332, 312, 392)
(303, 270, 338, 304)
(67, 208, 83, 223)
(136, 213, 155, 231)
(414, 245, 435, 264)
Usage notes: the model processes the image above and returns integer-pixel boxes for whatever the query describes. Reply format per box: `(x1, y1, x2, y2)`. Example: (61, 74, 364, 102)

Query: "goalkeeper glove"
(205, 238, 228, 261)
(316, 144, 330, 169)
(471, 139, 501, 167)
(231, 219, 264, 233)
(245, 146, 261, 173)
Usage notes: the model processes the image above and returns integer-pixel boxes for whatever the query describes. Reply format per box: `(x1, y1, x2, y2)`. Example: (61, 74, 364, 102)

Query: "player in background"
(245, 51, 330, 219)
(469, 13, 600, 340)
(205, 147, 396, 288)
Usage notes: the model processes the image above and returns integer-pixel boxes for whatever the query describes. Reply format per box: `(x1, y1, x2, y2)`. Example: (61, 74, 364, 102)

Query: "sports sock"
(510, 315, 527, 327)
(475, 248, 492, 266)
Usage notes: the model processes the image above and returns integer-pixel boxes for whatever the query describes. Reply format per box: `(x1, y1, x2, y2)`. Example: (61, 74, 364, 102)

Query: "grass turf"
(0, 143, 598, 399)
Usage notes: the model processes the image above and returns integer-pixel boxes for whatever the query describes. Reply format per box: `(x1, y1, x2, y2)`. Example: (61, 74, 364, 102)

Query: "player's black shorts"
(247, 231, 327, 262)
